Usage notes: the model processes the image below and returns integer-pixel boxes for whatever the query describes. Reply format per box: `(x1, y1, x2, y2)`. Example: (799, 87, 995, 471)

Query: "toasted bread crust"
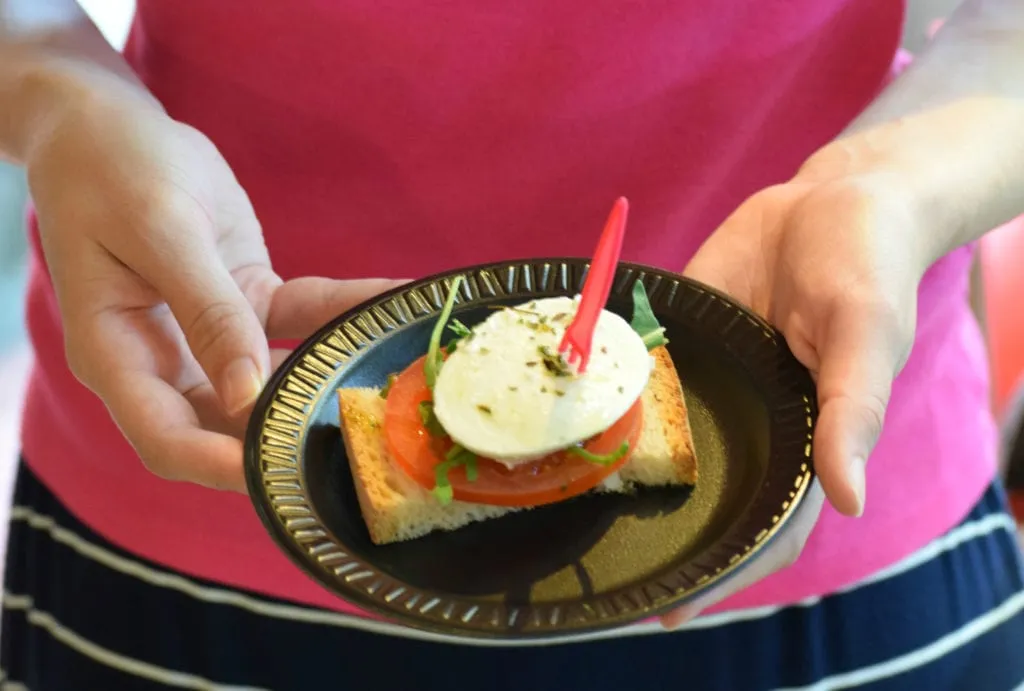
(644, 346, 698, 483)
(338, 391, 515, 544)
(338, 346, 697, 544)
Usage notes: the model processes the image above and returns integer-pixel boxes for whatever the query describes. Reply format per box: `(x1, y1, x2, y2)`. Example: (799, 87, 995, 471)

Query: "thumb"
(812, 306, 908, 517)
(266, 276, 411, 341)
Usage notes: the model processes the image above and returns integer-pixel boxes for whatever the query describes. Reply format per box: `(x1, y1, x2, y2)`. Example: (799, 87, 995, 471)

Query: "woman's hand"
(661, 162, 929, 628)
(659, 0, 1024, 631)
(27, 98, 401, 493)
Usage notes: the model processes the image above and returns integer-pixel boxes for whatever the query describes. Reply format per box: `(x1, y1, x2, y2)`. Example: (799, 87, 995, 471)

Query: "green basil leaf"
(448, 318, 472, 338)
(464, 455, 479, 482)
(425, 275, 464, 390)
(431, 461, 456, 504)
(445, 318, 473, 354)
(431, 444, 479, 504)
(566, 441, 630, 466)
(379, 373, 398, 399)
(630, 279, 668, 351)
(417, 400, 447, 438)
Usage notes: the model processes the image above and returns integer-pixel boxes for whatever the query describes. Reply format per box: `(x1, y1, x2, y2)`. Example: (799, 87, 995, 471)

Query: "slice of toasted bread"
(337, 346, 697, 545)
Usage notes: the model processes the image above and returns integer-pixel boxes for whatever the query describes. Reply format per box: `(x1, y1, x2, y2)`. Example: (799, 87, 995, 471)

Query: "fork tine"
(564, 343, 579, 368)
(569, 342, 586, 371)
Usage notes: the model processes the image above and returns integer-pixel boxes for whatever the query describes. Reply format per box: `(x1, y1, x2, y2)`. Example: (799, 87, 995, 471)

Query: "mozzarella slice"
(432, 296, 652, 466)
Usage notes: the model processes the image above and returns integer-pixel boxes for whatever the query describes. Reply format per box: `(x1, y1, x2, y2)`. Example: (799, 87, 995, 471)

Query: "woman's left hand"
(661, 155, 929, 628)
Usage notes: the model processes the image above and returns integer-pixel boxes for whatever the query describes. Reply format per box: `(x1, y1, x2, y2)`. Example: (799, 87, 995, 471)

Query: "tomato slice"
(382, 355, 643, 507)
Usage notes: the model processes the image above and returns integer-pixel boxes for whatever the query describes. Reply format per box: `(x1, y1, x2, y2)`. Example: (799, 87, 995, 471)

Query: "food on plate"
(337, 276, 697, 545)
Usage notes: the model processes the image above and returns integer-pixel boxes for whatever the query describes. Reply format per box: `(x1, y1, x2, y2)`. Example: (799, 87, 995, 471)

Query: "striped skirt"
(3, 460, 1024, 691)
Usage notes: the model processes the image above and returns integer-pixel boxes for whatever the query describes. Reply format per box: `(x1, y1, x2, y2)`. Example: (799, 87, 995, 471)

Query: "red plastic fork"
(559, 196, 629, 374)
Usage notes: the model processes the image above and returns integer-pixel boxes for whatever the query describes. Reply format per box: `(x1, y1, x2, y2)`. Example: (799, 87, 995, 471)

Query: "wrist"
(797, 98, 1024, 266)
(0, 56, 161, 164)
(796, 119, 973, 269)
(794, 135, 941, 273)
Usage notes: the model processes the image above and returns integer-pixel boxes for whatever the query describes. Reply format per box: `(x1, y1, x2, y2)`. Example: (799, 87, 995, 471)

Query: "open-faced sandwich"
(337, 277, 698, 545)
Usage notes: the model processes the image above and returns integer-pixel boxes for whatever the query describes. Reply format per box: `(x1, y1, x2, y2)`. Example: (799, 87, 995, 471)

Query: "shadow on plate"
(308, 419, 692, 599)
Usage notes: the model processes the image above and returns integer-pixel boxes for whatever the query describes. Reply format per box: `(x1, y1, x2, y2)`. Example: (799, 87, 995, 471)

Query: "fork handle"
(577, 197, 628, 320)
(562, 197, 629, 373)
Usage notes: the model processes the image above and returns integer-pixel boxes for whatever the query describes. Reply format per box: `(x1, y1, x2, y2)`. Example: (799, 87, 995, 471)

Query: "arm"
(0, 0, 158, 164)
(0, 0, 404, 491)
(800, 0, 1024, 265)
(666, 2, 1024, 626)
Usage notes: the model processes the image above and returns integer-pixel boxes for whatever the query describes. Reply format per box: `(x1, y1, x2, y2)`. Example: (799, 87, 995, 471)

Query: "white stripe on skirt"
(5, 505, 1018, 647)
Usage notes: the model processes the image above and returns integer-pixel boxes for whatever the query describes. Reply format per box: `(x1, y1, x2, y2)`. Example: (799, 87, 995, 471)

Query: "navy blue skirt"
(4, 459, 1024, 691)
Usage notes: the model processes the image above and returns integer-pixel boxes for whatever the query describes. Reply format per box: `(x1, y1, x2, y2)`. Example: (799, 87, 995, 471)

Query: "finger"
(183, 381, 247, 439)
(660, 548, 782, 630)
(170, 262, 280, 418)
(270, 348, 294, 372)
(660, 482, 825, 629)
(63, 271, 251, 491)
(682, 241, 757, 312)
(103, 368, 248, 493)
(813, 307, 906, 517)
(680, 198, 780, 318)
(266, 277, 408, 341)
(110, 197, 280, 419)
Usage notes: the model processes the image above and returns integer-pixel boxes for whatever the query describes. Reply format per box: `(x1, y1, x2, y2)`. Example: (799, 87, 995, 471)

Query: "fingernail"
(222, 358, 264, 416)
(847, 455, 866, 517)
(660, 603, 700, 630)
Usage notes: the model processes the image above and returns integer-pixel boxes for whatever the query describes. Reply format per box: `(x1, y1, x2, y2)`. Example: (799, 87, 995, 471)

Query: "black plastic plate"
(244, 259, 817, 641)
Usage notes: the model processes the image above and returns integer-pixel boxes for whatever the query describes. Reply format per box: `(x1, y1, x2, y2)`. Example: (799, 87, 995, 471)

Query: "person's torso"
(20, 0, 998, 630)
(125, 0, 903, 278)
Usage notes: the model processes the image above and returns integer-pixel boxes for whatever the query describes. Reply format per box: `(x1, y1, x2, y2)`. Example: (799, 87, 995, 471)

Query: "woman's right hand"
(25, 97, 402, 493)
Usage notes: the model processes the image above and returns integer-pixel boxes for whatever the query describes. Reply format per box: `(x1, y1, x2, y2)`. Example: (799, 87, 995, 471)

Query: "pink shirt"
(20, 0, 997, 621)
